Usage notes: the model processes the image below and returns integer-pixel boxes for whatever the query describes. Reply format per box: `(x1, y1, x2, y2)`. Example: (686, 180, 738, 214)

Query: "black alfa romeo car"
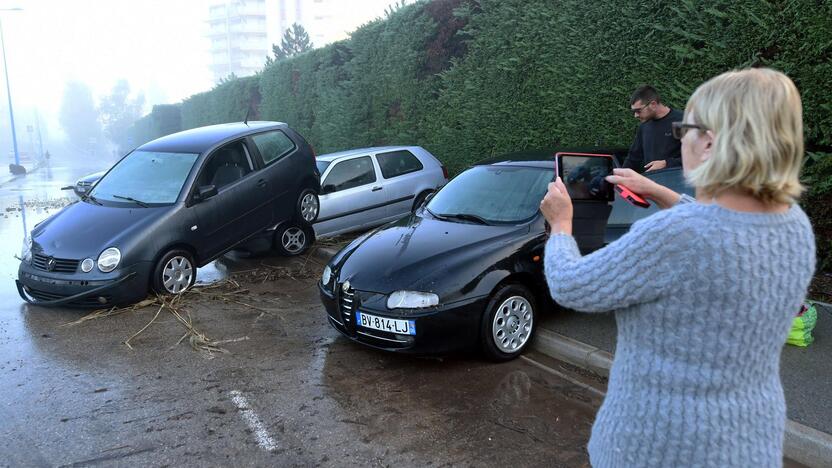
(319, 150, 624, 360)
(17, 121, 320, 307)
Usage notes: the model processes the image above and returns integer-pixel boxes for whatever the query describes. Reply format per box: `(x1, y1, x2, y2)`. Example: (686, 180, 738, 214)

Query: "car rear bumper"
(16, 261, 152, 307)
(319, 281, 487, 355)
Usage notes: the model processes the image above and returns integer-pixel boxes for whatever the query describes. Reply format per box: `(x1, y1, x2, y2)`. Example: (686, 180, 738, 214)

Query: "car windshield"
(427, 165, 554, 224)
(90, 150, 199, 205)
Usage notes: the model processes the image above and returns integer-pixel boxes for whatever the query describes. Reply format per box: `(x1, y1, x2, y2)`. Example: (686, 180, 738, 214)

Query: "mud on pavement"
(0, 252, 604, 467)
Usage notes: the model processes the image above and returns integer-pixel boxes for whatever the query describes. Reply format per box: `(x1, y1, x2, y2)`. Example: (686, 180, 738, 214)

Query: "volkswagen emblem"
(46, 257, 56, 272)
(342, 281, 351, 292)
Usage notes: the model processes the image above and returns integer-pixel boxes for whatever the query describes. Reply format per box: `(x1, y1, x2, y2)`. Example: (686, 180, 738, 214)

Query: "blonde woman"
(540, 68, 815, 467)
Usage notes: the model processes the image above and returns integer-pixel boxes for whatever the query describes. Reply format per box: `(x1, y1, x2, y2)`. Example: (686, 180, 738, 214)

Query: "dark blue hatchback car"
(17, 122, 320, 307)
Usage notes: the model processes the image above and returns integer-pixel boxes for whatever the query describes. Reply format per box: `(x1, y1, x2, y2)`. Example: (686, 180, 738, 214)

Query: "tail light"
(441, 165, 449, 180)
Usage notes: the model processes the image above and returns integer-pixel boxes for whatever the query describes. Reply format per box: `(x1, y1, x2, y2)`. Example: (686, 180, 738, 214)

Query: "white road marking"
(229, 390, 278, 451)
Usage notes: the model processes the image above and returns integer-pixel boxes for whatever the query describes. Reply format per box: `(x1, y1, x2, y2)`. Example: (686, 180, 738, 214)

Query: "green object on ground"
(787, 304, 818, 347)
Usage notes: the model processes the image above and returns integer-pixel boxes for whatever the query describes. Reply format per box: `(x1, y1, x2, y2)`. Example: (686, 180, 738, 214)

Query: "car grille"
(25, 286, 111, 307)
(32, 253, 79, 273)
(339, 283, 355, 324)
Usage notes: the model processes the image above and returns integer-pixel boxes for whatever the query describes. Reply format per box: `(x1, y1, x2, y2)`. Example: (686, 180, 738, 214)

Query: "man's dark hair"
(630, 85, 661, 106)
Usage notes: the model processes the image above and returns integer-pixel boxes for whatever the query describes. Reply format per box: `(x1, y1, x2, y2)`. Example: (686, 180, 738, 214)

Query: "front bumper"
(319, 281, 488, 355)
(16, 261, 152, 307)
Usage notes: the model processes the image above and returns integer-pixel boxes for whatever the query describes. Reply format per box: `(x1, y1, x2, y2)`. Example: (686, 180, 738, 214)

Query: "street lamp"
(0, 7, 23, 172)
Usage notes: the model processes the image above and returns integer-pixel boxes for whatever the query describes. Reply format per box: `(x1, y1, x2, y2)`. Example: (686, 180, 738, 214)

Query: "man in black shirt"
(623, 85, 683, 172)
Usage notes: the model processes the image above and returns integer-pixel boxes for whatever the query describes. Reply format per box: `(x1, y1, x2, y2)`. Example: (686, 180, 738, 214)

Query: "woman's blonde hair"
(685, 68, 804, 204)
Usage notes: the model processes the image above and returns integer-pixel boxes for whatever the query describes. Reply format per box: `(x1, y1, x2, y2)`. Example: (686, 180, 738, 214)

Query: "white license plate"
(355, 311, 416, 336)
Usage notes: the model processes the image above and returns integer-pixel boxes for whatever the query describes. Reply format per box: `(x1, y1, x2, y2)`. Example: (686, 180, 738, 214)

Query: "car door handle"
(372, 186, 382, 192)
(257, 179, 267, 188)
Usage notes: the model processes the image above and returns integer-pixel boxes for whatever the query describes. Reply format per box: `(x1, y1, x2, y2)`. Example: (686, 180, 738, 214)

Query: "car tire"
(274, 219, 315, 256)
(297, 188, 320, 223)
(480, 284, 536, 361)
(412, 190, 432, 212)
(151, 249, 197, 295)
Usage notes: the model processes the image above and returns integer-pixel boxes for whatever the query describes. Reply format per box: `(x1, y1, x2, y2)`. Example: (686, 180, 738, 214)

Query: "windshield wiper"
(112, 194, 149, 208)
(81, 194, 102, 205)
(440, 213, 493, 225)
(424, 206, 448, 220)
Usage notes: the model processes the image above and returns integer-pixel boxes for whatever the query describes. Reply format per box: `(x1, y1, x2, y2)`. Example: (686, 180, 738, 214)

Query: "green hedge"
(130, 0, 832, 269)
(125, 104, 183, 151)
(180, 75, 260, 129)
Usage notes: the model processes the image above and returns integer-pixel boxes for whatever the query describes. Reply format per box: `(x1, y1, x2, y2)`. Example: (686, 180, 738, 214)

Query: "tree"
(266, 23, 313, 65)
(58, 81, 101, 152)
(98, 79, 145, 151)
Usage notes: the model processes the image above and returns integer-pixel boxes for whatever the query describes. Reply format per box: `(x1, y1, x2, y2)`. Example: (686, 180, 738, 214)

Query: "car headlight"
(21, 234, 32, 263)
(97, 247, 121, 272)
(387, 290, 439, 309)
(322, 265, 332, 286)
(81, 258, 95, 273)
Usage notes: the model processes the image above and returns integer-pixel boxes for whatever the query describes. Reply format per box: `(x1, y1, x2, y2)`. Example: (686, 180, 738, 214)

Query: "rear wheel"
(297, 188, 319, 223)
(274, 219, 314, 256)
(152, 250, 196, 295)
(480, 284, 536, 361)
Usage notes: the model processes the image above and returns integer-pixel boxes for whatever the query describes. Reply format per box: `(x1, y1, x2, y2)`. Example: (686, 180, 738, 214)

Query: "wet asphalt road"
(0, 162, 601, 467)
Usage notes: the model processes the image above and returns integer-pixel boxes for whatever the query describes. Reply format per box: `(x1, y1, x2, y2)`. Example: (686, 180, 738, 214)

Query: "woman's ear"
(701, 130, 715, 162)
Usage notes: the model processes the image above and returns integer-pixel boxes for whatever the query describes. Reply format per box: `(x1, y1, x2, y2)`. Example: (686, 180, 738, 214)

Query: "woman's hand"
(540, 177, 573, 235)
(605, 168, 681, 209)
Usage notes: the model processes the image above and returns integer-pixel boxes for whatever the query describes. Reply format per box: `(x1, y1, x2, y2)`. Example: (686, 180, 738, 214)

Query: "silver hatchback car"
(314, 146, 448, 238)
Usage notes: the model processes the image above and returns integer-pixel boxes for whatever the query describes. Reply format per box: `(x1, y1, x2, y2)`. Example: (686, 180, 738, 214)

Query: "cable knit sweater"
(544, 196, 815, 468)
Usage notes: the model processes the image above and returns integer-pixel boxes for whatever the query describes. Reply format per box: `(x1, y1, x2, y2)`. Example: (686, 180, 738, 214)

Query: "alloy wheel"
(281, 227, 307, 254)
(491, 295, 533, 353)
(162, 255, 194, 294)
(300, 193, 319, 222)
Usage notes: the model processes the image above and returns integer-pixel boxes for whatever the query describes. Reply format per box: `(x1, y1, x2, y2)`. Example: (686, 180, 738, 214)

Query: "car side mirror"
(321, 184, 336, 195)
(194, 185, 218, 202)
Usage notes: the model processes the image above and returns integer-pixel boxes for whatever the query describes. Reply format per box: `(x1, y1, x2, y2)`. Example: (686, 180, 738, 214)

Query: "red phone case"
(615, 185, 650, 208)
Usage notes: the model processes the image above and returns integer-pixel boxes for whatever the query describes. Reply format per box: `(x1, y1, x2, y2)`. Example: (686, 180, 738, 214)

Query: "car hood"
(32, 201, 172, 259)
(335, 213, 528, 293)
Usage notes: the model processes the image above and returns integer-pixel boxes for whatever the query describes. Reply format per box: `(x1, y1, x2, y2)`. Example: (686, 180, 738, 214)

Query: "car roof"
(474, 147, 628, 169)
(137, 121, 288, 154)
(316, 146, 421, 162)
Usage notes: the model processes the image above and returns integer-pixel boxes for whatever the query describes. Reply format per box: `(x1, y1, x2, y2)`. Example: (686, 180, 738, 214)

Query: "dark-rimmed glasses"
(671, 121, 707, 139)
(630, 101, 654, 115)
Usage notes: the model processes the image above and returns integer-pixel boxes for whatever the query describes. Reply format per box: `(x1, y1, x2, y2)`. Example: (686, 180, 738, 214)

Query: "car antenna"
(243, 106, 251, 126)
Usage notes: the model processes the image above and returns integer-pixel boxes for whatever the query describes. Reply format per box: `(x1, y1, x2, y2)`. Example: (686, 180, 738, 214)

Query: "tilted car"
(313, 146, 448, 238)
(17, 121, 320, 307)
(318, 149, 644, 360)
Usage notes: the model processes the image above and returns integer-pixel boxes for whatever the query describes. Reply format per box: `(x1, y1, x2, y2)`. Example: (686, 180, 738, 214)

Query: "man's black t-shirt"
(623, 108, 683, 171)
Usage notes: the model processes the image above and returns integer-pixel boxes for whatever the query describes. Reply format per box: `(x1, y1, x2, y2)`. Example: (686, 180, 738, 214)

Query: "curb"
(308, 246, 338, 266)
(531, 327, 832, 468)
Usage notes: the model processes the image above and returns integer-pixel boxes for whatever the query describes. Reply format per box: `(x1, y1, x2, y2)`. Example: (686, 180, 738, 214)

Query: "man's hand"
(540, 177, 573, 235)
(644, 160, 667, 172)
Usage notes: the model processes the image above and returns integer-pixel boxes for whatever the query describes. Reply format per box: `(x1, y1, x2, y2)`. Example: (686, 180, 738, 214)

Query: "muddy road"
(0, 163, 601, 467)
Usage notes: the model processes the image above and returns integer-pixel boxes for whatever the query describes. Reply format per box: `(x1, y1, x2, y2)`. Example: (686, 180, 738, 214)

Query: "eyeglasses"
(671, 121, 707, 139)
(630, 101, 654, 115)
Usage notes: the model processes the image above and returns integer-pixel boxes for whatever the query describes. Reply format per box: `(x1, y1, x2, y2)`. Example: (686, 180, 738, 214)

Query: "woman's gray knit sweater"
(544, 197, 815, 467)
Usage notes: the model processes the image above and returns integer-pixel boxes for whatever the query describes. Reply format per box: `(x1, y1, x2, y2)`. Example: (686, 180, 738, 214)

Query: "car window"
(251, 130, 296, 165)
(90, 151, 198, 205)
(316, 160, 330, 174)
(427, 165, 553, 223)
(198, 141, 254, 191)
(323, 156, 376, 192)
(376, 150, 423, 179)
(607, 167, 692, 226)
